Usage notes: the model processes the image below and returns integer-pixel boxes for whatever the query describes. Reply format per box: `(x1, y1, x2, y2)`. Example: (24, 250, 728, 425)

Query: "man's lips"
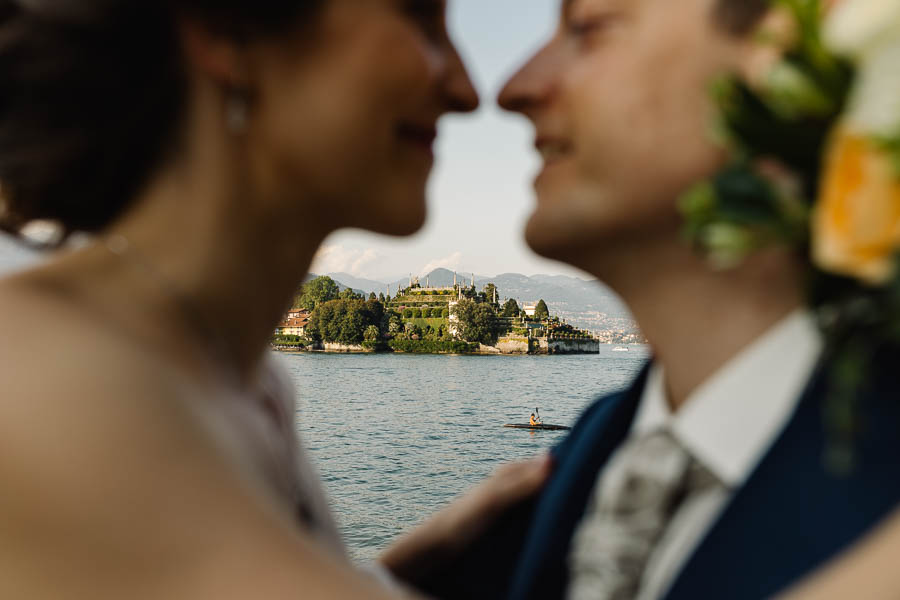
(535, 136, 573, 165)
(397, 122, 438, 153)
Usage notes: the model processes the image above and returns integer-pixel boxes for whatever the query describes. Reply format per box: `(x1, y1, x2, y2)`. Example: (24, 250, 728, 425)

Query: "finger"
(481, 454, 553, 510)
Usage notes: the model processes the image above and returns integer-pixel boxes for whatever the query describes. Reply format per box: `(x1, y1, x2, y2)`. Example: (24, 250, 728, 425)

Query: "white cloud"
(350, 248, 378, 276)
(420, 251, 463, 275)
(312, 245, 379, 277)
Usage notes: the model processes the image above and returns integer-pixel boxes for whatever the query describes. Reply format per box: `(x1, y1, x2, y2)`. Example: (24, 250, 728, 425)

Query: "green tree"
(403, 308, 413, 318)
(422, 307, 433, 318)
(365, 298, 384, 325)
(452, 299, 501, 345)
(483, 283, 498, 306)
(413, 308, 423, 318)
(364, 325, 380, 342)
(405, 323, 422, 339)
(501, 298, 520, 318)
(368, 292, 377, 302)
(378, 293, 386, 303)
(294, 276, 339, 310)
(307, 299, 383, 345)
(535, 299, 550, 320)
(388, 313, 403, 334)
(441, 308, 450, 318)
(339, 288, 360, 301)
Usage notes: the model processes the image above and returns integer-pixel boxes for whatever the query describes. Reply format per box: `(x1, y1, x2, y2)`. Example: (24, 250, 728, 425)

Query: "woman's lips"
(397, 122, 437, 157)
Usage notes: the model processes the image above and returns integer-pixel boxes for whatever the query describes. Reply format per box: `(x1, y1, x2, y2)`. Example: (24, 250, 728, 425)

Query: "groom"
(412, 0, 900, 599)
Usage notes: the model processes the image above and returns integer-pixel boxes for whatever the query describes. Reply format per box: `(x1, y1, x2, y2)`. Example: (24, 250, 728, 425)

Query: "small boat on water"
(504, 424, 571, 431)
(612, 346, 630, 352)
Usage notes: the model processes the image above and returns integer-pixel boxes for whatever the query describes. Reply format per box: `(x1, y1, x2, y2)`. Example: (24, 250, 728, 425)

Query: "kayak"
(504, 424, 571, 431)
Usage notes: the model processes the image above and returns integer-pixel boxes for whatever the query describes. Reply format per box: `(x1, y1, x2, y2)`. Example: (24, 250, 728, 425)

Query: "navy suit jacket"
(417, 344, 900, 600)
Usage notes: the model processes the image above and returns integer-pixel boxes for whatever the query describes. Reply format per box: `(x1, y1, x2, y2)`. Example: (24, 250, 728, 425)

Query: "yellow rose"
(813, 128, 900, 284)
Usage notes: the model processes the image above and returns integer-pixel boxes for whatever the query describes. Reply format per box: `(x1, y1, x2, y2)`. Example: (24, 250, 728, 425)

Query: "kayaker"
(530, 413, 541, 427)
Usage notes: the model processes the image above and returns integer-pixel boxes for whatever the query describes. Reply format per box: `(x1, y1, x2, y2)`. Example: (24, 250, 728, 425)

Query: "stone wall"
(495, 336, 530, 355)
(477, 343, 502, 354)
(320, 342, 373, 353)
(296, 338, 597, 355)
(547, 338, 599, 354)
(486, 336, 598, 355)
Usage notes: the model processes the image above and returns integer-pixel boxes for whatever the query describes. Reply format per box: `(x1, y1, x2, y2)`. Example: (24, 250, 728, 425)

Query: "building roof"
(278, 317, 310, 328)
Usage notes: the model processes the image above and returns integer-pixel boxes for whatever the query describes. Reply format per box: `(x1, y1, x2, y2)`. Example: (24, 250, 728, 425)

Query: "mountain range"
(310, 268, 638, 333)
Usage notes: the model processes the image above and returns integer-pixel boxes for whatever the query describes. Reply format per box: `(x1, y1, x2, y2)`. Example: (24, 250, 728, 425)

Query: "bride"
(0, 1, 548, 597)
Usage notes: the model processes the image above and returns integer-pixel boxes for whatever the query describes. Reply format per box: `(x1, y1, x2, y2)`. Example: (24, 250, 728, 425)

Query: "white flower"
(824, 0, 900, 56)
(824, 0, 900, 134)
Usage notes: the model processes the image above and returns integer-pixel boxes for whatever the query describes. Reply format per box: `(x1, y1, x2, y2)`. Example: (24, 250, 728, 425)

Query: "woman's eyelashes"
(402, 0, 446, 40)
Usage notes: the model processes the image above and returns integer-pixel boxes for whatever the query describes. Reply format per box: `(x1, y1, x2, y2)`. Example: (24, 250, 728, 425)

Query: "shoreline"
(274, 348, 603, 356)
(270, 342, 641, 356)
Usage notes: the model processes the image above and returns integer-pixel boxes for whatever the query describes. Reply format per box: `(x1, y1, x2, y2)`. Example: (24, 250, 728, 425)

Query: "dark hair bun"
(0, 0, 320, 237)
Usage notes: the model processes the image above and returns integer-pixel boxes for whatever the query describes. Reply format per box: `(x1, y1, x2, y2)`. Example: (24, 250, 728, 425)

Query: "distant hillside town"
(273, 273, 622, 354)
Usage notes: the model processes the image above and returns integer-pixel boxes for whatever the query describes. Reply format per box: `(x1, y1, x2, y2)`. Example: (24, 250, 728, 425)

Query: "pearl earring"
(226, 90, 249, 135)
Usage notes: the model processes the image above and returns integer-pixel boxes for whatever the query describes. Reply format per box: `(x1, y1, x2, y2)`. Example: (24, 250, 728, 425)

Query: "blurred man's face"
(499, 0, 754, 267)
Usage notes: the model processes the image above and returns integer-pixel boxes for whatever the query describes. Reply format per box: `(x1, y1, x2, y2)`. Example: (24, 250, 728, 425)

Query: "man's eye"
(566, 15, 620, 41)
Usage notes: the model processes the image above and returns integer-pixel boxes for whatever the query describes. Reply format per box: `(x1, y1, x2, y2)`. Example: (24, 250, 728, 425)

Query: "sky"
(0, 0, 574, 281)
(311, 0, 581, 282)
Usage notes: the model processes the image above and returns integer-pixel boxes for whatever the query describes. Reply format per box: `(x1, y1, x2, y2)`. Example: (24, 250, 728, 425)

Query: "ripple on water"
(284, 347, 649, 563)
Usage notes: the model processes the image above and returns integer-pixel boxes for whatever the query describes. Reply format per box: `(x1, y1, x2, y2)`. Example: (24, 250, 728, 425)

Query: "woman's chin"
(362, 208, 427, 238)
(524, 210, 590, 265)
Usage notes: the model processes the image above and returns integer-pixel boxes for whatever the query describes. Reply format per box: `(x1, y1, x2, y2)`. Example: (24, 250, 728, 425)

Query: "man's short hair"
(715, 0, 769, 34)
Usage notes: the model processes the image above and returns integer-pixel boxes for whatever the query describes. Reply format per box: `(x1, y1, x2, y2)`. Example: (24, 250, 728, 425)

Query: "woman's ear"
(178, 20, 250, 89)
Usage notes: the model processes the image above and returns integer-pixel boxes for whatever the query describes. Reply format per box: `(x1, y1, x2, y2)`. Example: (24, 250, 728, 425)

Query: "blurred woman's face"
(247, 0, 478, 237)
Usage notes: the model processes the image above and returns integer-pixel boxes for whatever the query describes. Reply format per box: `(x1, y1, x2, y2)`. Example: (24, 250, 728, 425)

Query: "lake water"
(282, 345, 651, 563)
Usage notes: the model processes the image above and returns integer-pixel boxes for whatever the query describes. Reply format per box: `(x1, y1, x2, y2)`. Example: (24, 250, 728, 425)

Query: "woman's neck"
(582, 233, 806, 411)
(107, 167, 326, 387)
(67, 85, 330, 389)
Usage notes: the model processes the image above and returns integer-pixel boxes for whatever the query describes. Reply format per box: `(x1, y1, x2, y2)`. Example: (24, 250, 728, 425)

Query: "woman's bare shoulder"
(0, 275, 166, 397)
(0, 280, 411, 599)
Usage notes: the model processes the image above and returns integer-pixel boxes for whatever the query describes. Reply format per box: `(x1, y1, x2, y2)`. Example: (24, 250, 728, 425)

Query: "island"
(272, 275, 601, 355)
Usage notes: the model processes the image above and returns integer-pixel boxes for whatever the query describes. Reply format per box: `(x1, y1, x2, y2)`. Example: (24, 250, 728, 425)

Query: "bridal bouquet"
(680, 0, 900, 471)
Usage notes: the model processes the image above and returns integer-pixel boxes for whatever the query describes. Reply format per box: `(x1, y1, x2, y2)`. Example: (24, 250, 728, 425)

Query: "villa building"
(276, 309, 311, 337)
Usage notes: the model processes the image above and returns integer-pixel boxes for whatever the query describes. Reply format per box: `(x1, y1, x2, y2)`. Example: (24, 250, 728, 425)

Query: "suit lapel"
(508, 366, 650, 600)
(666, 359, 900, 599)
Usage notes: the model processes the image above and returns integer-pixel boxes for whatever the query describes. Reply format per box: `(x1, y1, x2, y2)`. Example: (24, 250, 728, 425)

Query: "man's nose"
(498, 42, 559, 116)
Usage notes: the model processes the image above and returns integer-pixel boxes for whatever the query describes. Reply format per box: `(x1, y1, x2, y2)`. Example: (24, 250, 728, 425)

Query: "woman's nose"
(442, 45, 480, 114)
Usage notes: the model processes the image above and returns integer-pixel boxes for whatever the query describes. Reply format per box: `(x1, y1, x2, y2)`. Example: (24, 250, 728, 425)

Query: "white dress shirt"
(576, 309, 824, 600)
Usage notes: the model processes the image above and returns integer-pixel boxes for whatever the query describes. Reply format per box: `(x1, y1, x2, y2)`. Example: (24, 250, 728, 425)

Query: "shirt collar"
(632, 309, 824, 487)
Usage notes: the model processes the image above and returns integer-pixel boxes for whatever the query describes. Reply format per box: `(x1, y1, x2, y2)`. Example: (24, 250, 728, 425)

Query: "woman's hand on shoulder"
(778, 505, 900, 600)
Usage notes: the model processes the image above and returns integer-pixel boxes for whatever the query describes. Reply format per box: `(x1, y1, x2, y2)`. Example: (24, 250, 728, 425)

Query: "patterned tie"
(567, 430, 718, 600)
